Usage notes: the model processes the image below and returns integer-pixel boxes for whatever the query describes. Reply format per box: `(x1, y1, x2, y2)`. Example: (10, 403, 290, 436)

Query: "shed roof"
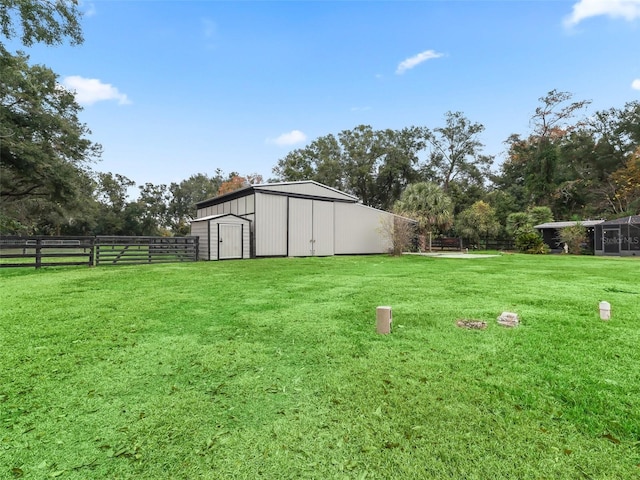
(534, 220, 604, 229)
(191, 213, 251, 223)
(599, 215, 640, 226)
(196, 180, 359, 208)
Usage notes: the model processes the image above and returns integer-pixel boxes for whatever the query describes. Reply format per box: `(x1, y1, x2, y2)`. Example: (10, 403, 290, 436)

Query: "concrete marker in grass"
(599, 301, 611, 320)
(376, 306, 392, 334)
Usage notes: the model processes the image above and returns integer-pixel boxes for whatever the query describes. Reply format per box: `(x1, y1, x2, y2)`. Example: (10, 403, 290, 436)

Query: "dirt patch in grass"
(455, 319, 488, 329)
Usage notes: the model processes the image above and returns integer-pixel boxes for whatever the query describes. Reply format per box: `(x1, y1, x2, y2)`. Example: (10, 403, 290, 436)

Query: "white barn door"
(288, 198, 313, 256)
(218, 224, 243, 259)
(313, 201, 334, 256)
(288, 198, 334, 256)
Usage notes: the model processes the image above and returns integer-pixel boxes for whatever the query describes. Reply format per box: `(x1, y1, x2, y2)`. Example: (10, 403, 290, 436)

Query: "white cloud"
(268, 130, 307, 146)
(396, 49, 444, 75)
(632, 78, 640, 90)
(564, 0, 640, 27)
(62, 76, 131, 106)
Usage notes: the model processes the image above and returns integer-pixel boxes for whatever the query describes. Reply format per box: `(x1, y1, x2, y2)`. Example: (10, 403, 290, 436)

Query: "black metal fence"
(0, 236, 199, 269)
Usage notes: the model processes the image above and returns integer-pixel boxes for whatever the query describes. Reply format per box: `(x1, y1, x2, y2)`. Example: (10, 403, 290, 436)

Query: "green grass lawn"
(1, 254, 639, 479)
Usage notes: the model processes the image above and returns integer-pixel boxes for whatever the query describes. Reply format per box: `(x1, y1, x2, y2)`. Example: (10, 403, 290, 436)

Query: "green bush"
(558, 223, 587, 254)
(515, 231, 549, 254)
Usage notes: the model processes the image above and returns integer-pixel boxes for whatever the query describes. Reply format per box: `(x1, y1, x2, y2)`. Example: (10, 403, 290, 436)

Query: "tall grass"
(1, 254, 639, 479)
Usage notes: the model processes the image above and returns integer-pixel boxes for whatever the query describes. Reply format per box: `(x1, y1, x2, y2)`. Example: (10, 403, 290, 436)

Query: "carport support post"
(376, 306, 392, 334)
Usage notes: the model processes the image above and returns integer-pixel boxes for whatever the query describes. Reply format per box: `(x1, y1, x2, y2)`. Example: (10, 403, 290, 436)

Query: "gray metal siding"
(288, 198, 313, 256)
(255, 192, 287, 256)
(313, 200, 334, 256)
(334, 203, 393, 254)
(191, 214, 251, 260)
(190, 220, 210, 260)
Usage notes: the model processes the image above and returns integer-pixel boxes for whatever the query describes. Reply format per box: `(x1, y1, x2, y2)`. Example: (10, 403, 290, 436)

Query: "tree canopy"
(0, 0, 103, 234)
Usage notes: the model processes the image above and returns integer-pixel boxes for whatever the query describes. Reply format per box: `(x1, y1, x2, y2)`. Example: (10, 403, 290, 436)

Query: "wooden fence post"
(35, 238, 42, 269)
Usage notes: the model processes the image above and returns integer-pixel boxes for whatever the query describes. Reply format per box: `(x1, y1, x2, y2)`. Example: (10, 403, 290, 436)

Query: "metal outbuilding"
(190, 213, 251, 260)
(192, 181, 404, 258)
(594, 215, 640, 256)
(534, 220, 604, 253)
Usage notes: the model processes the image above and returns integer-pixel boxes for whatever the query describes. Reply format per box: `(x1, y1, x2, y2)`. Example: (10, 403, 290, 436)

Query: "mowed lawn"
(1, 254, 639, 479)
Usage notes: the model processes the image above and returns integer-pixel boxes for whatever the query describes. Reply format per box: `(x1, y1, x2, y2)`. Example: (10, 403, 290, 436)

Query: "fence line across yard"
(0, 236, 199, 269)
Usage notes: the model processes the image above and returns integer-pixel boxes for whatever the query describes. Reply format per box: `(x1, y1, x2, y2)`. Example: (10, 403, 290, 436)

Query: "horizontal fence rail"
(0, 236, 94, 268)
(95, 236, 198, 265)
(0, 236, 199, 268)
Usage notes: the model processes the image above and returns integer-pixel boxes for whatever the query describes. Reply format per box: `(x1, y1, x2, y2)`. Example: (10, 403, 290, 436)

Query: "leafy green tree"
(455, 201, 500, 248)
(499, 91, 590, 212)
(420, 111, 493, 193)
(272, 134, 344, 189)
(0, 48, 100, 202)
(395, 182, 453, 250)
(93, 173, 135, 235)
(527, 206, 554, 227)
(0, 0, 83, 47)
(0, 0, 100, 235)
(273, 125, 423, 209)
(506, 212, 533, 238)
(372, 127, 423, 210)
(136, 183, 169, 235)
(167, 172, 223, 235)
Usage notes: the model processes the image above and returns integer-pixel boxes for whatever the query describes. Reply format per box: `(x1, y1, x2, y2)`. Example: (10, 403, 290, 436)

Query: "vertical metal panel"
(313, 200, 335, 256)
(242, 223, 251, 258)
(237, 197, 246, 215)
(255, 192, 287, 256)
(246, 194, 255, 213)
(288, 197, 313, 256)
(334, 203, 392, 254)
(230, 199, 238, 215)
(209, 220, 219, 259)
(189, 220, 210, 260)
(245, 213, 256, 257)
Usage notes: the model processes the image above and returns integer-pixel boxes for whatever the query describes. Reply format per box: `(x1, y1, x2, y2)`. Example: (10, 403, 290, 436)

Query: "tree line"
(1, 2, 639, 244)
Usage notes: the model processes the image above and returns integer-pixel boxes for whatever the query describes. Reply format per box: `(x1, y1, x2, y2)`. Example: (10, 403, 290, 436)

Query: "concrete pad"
(403, 252, 500, 259)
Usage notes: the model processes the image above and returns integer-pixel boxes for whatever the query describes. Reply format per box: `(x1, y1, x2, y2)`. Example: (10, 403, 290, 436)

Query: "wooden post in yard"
(376, 306, 392, 334)
(35, 238, 42, 269)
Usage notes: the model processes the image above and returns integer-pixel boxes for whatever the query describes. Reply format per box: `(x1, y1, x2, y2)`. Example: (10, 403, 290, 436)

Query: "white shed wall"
(190, 214, 251, 260)
(190, 220, 210, 260)
(288, 198, 313, 257)
(312, 200, 334, 256)
(255, 192, 287, 256)
(334, 203, 393, 254)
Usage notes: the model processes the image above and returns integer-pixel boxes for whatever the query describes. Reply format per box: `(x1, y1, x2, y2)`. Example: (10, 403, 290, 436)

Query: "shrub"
(557, 223, 587, 254)
(379, 216, 416, 256)
(515, 231, 549, 254)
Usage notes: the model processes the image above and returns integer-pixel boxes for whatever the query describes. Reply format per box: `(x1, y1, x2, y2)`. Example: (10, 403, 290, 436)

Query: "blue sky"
(15, 0, 640, 191)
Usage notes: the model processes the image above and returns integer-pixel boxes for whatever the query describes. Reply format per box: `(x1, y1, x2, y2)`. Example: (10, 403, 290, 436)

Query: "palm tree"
(394, 182, 453, 251)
